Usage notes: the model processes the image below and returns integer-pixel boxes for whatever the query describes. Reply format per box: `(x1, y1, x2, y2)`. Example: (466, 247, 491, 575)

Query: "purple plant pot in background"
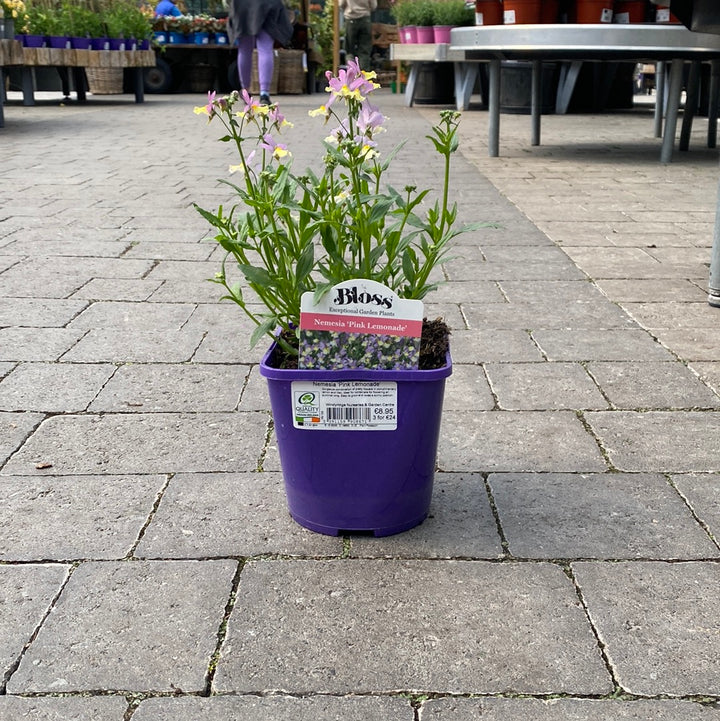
(108, 37, 126, 50)
(47, 35, 71, 49)
(260, 346, 452, 536)
(91, 37, 109, 50)
(71, 36, 92, 49)
(23, 34, 47, 47)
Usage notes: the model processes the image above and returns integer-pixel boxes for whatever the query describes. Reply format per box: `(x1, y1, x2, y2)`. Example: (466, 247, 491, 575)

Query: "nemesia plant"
(194, 59, 483, 358)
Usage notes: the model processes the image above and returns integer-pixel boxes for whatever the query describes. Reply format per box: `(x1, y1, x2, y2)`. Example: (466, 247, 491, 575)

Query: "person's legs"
(353, 15, 372, 71)
(236, 35, 255, 90)
(255, 29, 275, 96)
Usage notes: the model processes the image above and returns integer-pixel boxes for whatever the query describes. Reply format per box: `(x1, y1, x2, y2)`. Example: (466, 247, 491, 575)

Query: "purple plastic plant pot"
(71, 36, 92, 49)
(91, 37, 109, 50)
(108, 37, 126, 50)
(260, 345, 452, 536)
(47, 35, 71, 49)
(23, 34, 46, 47)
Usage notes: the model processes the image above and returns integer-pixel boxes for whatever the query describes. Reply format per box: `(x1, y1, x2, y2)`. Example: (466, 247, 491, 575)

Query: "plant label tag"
(299, 279, 424, 370)
(291, 380, 398, 430)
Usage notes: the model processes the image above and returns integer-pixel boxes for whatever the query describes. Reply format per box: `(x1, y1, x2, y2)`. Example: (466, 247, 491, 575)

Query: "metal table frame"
(392, 24, 720, 305)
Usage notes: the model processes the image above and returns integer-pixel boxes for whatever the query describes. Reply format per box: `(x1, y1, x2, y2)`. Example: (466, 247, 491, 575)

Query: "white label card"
(291, 381, 398, 430)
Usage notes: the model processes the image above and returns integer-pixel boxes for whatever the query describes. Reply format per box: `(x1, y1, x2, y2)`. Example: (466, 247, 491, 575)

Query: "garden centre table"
(391, 23, 720, 162)
(0, 41, 156, 127)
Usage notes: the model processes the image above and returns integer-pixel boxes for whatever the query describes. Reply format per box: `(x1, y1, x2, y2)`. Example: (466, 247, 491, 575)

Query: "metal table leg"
(531, 59, 542, 146)
(679, 60, 700, 152)
(660, 59, 684, 164)
(404, 62, 418, 107)
(655, 60, 665, 138)
(709, 165, 720, 307)
(488, 58, 500, 157)
(708, 60, 719, 149)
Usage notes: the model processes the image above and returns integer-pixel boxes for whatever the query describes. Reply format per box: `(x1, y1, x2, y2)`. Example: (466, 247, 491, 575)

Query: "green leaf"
(250, 317, 278, 349)
(239, 265, 273, 286)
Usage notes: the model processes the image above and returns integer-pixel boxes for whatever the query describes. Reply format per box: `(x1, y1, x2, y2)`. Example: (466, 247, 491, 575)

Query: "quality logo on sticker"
(293, 389, 321, 426)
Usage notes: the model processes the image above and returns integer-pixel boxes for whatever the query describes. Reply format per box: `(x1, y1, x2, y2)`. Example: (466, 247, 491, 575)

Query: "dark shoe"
(259, 93, 271, 106)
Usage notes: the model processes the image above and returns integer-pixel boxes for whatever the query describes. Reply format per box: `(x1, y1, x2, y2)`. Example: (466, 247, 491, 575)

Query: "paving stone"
(690, 361, 720, 394)
(585, 410, 720, 472)
(0, 362, 15, 380)
(672, 474, 720, 543)
(133, 695, 413, 721)
(3, 239, 130, 258)
(60, 329, 204, 363)
(421, 697, 720, 720)
(532, 329, 675, 361)
(621, 301, 719, 330)
(586, 361, 720, 409)
(237, 365, 271, 411)
(0, 328, 85, 362)
(215, 559, 611, 695)
(450, 330, 544, 363)
(122, 240, 214, 261)
(432, 280, 507, 304)
(0, 564, 70, 683)
(485, 362, 608, 410)
(0, 695, 127, 720)
(0, 474, 165, 561)
(135, 472, 342, 558)
(70, 278, 163, 302)
(145, 259, 219, 282)
(650, 328, 720, 362)
(193, 330, 267, 365)
(594, 279, 709, 303)
(462, 299, 633, 331)
(499, 279, 611, 305)
(350, 473, 502, 559)
(0, 411, 43, 465)
(89, 363, 247, 412)
(7, 559, 236, 694)
(573, 561, 720, 696)
(0, 298, 88, 327)
(438, 411, 607, 473)
(147, 280, 230, 303)
(68, 301, 196, 331)
(490, 472, 718, 560)
(0, 363, 116, 412)
(2, 412, 268, 475)
(444, 364, 495, 411)
(562, 247, 694, 280)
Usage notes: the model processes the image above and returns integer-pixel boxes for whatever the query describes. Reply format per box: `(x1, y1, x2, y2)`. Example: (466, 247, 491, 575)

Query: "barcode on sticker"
(326, 406, 373, 422)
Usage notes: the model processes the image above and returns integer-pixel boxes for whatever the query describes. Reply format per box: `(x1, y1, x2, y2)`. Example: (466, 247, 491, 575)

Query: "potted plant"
(414, 0, 435, 41)
(194, 62, 487, 536)
(64, 1, 103, 48)
(390, 0, 419, 43)
(431, 0, 473, 42)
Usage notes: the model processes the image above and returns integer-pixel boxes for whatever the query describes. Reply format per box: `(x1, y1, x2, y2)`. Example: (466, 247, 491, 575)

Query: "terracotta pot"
(575, 0, 613, 23)
(475, 0, 503, 25)
(540, 0, 560, 22)
(613, 1, 646, 23)
(504, 0, 541, 24)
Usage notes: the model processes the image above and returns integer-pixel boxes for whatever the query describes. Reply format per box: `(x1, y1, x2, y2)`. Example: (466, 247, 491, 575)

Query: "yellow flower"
(193, 105, 210, 116)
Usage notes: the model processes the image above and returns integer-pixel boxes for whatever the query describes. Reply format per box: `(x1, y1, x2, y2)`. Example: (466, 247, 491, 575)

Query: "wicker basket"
(277, 49, 305, 94)
(188, 63, 216, 93)
(249, 50, 279, 95)
(86, 67, 124, 95)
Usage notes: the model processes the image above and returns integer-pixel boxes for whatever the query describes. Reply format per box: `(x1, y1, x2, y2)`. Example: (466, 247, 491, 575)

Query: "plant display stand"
(0, 39, 155, 118)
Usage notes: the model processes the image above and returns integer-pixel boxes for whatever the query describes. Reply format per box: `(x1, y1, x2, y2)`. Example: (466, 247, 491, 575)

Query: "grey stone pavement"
(1, 80, 720, 720)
